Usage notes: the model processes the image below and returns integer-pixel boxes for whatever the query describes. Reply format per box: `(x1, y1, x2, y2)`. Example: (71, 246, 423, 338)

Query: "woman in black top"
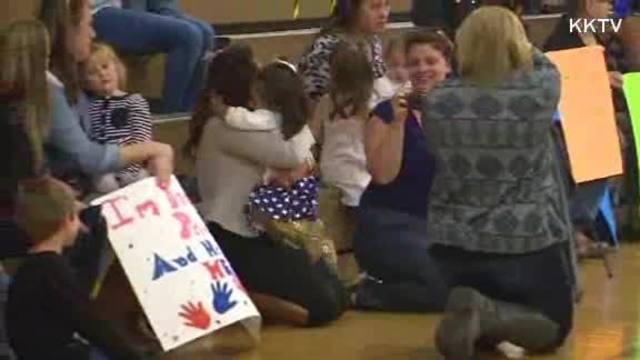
(544, 0, 633, 256)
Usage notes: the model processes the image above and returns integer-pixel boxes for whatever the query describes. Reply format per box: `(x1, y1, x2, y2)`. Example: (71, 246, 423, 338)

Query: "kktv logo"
(569, 18, 624, 34)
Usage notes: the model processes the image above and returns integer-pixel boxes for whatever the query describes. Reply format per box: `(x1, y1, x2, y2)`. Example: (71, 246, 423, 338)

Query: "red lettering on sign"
(101, 196, 135, 230)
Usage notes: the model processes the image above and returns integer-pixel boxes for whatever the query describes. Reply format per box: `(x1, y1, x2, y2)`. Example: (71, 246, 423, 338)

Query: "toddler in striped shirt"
(83, 43, 153, 194)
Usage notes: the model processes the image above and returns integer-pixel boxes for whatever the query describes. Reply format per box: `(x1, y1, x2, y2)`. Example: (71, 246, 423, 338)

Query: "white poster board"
(91, 176, 261, 351)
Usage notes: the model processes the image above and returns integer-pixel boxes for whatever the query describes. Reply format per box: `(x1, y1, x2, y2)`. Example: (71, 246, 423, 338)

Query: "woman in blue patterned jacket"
(423, 7, 575, 359)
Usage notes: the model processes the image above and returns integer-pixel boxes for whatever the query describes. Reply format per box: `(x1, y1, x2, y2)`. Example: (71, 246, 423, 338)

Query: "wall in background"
(1, 0, 411, 24)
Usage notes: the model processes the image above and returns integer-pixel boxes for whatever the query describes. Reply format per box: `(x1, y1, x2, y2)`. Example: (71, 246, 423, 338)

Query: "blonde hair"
(15, 177, 76, 243)
(0, 20, 50, 172)
(456, 6, 533, 86)
(85, 42, 127, 90)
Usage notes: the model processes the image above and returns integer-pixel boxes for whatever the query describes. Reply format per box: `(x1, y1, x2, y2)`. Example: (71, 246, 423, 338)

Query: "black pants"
(430, 242, 574, 346)
(207, 222, 347, 326)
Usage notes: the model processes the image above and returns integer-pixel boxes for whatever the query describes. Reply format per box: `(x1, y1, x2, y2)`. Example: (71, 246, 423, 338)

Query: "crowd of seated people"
(1, 0, 639, 359)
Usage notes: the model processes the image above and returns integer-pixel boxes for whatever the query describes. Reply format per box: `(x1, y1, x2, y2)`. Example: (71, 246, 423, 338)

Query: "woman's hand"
(120, 142, 175, 189)
(147, 143, 174, 189)
(609, 71, 624, 89)
(268, 162, 313, 188)
(391, 93, 409, 125)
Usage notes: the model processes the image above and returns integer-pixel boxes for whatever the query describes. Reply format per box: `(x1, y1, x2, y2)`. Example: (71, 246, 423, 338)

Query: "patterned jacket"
(423, 50, 572, 254)
(298, 32, 386, 101)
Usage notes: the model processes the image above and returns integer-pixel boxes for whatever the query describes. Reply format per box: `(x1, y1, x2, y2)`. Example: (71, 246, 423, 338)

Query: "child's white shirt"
(370, 76, 412, 109)
(225, 107, 315, 182)
(225, 107, 281, 131)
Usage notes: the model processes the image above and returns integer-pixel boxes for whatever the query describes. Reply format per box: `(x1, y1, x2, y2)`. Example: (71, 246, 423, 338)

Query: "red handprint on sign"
(178, 301, 211, 330)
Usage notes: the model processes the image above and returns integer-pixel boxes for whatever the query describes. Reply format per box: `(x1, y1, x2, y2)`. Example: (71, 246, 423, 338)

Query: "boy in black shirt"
(7, 177, 156, 360)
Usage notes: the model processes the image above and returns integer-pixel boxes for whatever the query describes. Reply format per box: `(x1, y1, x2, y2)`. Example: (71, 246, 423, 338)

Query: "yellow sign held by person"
(546, 46, 623, 183)
(624, 72, 640, 191)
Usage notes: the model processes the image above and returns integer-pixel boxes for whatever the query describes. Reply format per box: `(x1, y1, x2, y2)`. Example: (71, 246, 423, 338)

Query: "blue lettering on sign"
(172, 247, 199, 267)
(152, 253, 178, 280)
(201, 240, 220, 257)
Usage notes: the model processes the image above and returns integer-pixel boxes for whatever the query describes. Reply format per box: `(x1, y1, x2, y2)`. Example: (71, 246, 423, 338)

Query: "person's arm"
(287, 125, 316, 164)
(219, 122, 307, 169)
(365, 98, 408, 185)
(225, 107, 280, 131)
(49, 84, 173, 186)
(48, 83, 122, 175)
(128, 94, 153, 143)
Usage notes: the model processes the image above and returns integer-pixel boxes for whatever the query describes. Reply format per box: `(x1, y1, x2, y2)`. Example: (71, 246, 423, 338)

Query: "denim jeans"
(93, 7, 215, 112)
(430, 242, 575, 346)
(353, 206, 448, 312)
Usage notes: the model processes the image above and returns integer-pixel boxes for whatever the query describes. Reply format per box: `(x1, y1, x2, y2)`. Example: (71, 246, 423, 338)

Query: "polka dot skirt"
(248, 176, 319, 222)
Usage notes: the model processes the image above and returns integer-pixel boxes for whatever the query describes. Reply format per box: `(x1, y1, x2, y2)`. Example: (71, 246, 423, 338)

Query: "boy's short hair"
(14, 177, 77, 243)
(403, 29, 454, 63)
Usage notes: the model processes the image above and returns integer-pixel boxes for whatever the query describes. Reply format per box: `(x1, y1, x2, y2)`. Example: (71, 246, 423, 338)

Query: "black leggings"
(431, 242, 574, 347)
(207, 222, 347, 326)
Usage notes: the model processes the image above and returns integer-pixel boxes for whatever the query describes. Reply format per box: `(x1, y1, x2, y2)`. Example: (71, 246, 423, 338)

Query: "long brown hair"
(254, 62, 309, 140)
(0, 20, 51, 172)
(38, 0, 88, 104)
(322, 0, 367, 34)
(328, 41, 374, 120)
(184, 44, 258, 159)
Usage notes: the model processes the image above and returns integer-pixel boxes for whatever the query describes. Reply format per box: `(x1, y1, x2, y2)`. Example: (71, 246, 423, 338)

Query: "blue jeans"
(353, 206, 448, 312)
(94, 7, 215, 112)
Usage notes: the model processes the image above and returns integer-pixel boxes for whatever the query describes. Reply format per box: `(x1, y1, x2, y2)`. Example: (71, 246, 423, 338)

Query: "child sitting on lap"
(7, 177, 155, 360)
(82, 43, 153, 194)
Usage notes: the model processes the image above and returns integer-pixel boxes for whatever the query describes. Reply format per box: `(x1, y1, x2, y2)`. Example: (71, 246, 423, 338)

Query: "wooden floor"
(160, 244, 640, 360)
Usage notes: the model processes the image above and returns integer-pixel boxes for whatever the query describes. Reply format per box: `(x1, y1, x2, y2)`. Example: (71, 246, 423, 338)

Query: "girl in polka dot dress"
(223, 60, 338, 270)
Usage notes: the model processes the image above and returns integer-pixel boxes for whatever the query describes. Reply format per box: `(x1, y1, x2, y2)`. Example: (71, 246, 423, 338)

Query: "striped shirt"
(86, 93, 152, 181)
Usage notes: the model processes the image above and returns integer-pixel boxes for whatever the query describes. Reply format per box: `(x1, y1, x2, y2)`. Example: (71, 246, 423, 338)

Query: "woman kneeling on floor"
(184, 45, 346, 327)
(351, 30, 453, 312)
(423, 7, 575, 358)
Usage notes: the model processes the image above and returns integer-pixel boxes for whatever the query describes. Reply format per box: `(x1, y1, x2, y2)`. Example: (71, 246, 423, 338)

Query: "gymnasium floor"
(161, 244, 640, 360)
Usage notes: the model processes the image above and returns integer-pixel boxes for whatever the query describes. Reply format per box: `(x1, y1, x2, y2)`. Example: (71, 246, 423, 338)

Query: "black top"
(7, 252, 147, 360)
(544, 14, 629, 115)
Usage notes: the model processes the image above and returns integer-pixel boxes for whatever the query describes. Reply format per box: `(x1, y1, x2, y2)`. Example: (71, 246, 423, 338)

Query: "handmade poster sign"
(623, 73, 640, 191)
(546, 46, 623, 183)
(91, 177, 261, 351)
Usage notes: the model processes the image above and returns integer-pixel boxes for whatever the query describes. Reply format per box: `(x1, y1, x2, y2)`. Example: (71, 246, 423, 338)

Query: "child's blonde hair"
(85, 42, 127, 90)
(15, 177, 77, 243)
(456, 6, 533, 86)
(329, 41, 374, 120)
(0, 20, 51, 172)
